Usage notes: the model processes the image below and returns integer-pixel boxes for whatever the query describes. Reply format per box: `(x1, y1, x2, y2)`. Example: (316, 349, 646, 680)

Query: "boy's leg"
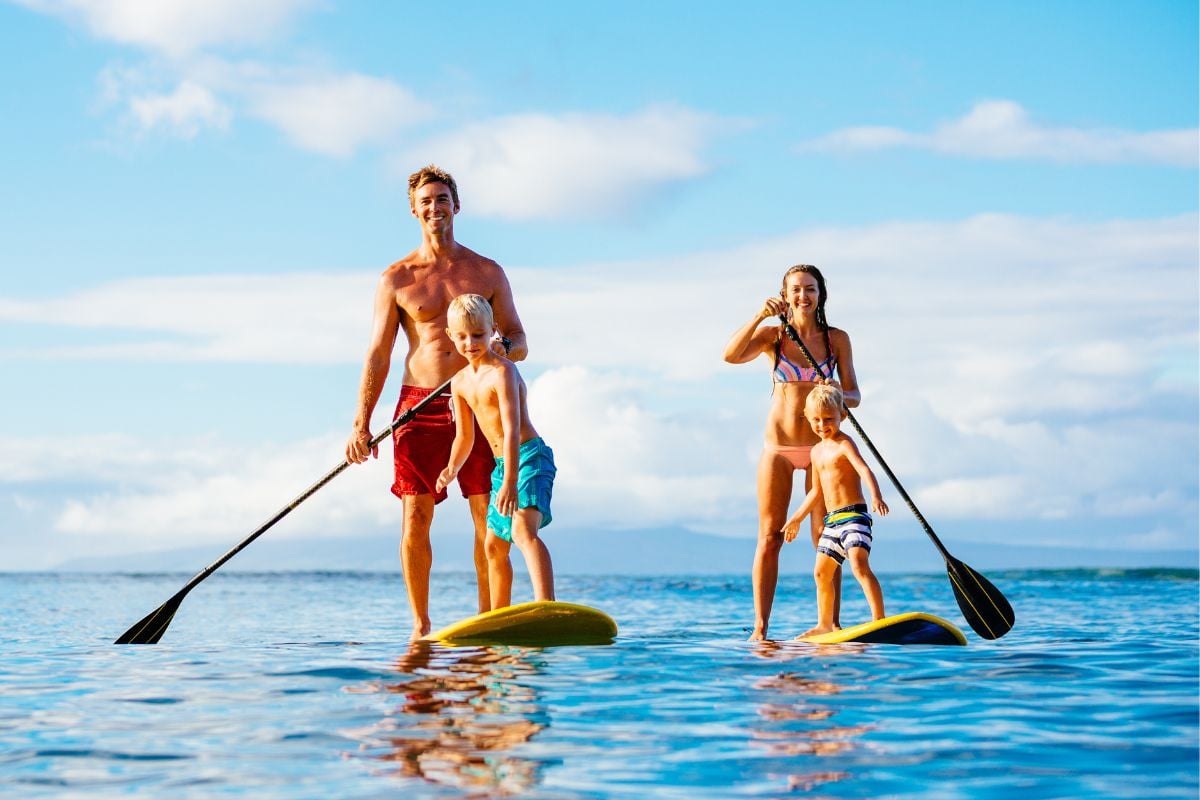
(805, 471, 841, 629)
(468, 494, 493, 613)
(510, 508, 555, 602)
(799, 553, 840, 637)
(847, 548, 885, 621)
(485, 531, 514, 610)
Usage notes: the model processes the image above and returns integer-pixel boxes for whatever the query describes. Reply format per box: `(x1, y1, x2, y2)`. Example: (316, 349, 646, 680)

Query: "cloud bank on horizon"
(1, 1, 1196, 568)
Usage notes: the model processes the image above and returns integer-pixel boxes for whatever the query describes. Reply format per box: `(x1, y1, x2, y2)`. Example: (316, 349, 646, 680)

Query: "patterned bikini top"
(772, 340, 836, 383)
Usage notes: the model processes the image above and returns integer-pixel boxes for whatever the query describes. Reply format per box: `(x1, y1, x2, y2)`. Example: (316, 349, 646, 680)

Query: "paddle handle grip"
(778, 317, 953, 563)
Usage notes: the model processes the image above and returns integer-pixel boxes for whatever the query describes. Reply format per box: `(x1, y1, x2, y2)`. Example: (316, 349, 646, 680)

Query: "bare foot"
(796, 625, 836, 639)
(410, 620, 431, 641)
(748, 628, 767, 641)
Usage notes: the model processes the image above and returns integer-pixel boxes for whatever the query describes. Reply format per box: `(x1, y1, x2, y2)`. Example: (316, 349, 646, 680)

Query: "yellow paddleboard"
(424, 600, 617, 646)
(796, 612, 967, 646)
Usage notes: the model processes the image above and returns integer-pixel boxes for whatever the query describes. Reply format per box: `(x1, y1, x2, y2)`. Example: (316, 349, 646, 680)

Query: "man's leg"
(467, 493, 493, 613)
(400, 494, 436, 639)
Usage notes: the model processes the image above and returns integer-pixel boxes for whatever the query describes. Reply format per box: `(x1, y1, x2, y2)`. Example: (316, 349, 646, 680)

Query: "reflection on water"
(749, 640, 874, 794)
(347, 642, 548, 795)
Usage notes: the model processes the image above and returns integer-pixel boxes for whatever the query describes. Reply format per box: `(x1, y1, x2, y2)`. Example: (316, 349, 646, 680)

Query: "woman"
(723, 265, 861, 640)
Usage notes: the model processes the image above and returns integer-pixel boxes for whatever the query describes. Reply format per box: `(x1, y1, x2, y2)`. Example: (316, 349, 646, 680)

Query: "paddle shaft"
(119, 376, 454, 635)
(778, 318, 954, 562)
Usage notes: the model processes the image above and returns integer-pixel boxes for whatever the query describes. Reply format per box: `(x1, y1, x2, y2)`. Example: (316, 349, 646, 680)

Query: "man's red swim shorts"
(391, 385, 495, 502)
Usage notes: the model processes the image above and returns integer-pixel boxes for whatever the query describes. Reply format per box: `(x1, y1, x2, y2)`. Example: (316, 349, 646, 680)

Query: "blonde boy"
(783, 384, 888, 637)
(436, 294, 556, 608)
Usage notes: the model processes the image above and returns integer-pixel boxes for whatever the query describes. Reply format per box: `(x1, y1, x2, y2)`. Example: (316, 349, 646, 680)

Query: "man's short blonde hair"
(447, 293, 494, 330)
(805, 383, 844, 417)
(408, 164, 460, 211)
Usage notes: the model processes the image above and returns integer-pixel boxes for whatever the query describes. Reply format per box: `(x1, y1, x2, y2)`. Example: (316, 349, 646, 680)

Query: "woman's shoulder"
(827, 324, 850, 338)
(827, 326, 853, 348)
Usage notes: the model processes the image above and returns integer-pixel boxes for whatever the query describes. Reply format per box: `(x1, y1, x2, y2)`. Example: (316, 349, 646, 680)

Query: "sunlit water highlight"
(1, 570, 1196, 798)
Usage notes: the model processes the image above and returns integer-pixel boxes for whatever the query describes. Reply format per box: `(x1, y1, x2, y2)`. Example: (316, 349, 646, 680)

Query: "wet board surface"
(796, 612, 967, 646)
(424, 600, 618, 646)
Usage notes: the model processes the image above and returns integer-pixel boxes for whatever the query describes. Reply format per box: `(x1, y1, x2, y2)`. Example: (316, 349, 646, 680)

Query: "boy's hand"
(872, 498, 889, 516)
(782, 514, 803, 543)
(496, 483, 517, 517)
(435, 466, 457, 493)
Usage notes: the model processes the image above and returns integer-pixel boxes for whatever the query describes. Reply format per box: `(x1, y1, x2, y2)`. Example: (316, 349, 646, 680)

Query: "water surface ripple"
(1, 570, 1196, 798)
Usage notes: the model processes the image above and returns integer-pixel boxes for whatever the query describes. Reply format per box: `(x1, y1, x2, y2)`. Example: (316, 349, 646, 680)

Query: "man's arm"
(346, 274, 401, 463)
(488, 266, 528, 361)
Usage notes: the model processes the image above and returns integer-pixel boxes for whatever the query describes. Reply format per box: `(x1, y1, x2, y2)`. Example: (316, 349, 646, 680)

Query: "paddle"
(115, 377, 455, 644)
(779, 318, 1015, 640)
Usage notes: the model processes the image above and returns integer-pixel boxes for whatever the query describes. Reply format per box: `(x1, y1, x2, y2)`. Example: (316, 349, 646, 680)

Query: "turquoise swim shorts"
(487, 437, 556, 542)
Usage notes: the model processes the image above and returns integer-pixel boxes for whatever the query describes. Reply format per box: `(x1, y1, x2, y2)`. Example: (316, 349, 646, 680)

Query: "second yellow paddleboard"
(796, 612, 967, 646)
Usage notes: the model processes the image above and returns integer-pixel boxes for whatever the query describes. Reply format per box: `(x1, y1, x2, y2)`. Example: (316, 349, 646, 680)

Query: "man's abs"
(401, 330, 468, 387)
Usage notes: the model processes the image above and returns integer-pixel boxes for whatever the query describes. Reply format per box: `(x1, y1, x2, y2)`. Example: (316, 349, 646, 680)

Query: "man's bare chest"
(396, 271, 491, 324)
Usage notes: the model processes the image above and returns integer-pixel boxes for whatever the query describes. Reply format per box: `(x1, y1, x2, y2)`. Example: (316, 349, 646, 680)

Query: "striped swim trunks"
(816, 503, 873, 565)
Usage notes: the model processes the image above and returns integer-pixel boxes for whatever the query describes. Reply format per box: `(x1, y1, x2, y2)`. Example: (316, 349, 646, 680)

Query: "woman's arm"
(723, 297, 785, 364)
(831, 329, 861, 408)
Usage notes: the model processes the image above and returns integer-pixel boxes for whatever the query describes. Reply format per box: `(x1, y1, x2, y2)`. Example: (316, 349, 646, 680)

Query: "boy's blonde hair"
(447, 293, 494, 330)
(805, 383, 844, 417)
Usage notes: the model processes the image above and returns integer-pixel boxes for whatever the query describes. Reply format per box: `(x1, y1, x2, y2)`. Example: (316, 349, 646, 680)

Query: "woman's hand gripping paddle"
(115, 376, 455, 644)
(779, 318, 1014, 639)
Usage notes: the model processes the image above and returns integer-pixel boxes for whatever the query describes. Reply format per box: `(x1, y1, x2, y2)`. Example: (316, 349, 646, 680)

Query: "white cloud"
(800, 100, 1199, 167)
(127, 79, 230, 138)
(397, 105, 737, 220)
(16, 0, 318, 57)
(96, 58, 433, 156)
(0, 272, 375, 363)
(1, 213, 1195, 546)
(244, 73, 433, 157)
(0, 432, 399, 541)
(529, 366, 751, 532)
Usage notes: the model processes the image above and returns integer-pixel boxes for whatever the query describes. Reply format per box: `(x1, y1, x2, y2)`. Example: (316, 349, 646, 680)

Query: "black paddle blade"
(114, 592, 186, 644)
(945, 558, 1015, 640)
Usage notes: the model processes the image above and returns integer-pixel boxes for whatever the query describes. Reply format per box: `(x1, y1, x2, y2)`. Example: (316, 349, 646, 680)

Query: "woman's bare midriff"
(764, 382, 821, 447)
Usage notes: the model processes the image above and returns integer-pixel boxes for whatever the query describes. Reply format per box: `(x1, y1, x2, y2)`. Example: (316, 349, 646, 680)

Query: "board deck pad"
(796, 612, 967, 646)
(424, 600, 617, 646)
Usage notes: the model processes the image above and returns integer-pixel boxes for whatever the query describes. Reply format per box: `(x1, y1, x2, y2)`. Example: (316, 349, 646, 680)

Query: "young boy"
(435, 293, 556, 609)
(782, 384, 888, 637)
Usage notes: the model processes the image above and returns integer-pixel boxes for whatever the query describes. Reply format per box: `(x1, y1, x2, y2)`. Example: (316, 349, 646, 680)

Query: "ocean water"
(1, 569, 1196, 799)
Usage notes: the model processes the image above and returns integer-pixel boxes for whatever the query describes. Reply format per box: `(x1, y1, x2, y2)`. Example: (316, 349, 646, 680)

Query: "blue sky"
(1, 1, 1196, 569)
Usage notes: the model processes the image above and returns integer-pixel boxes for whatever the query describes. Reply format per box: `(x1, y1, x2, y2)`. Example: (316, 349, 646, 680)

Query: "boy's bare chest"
(812, 445, 850, 477)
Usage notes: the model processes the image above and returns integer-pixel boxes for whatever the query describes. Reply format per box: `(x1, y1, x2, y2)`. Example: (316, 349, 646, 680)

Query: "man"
(345, 165, 527, 639)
